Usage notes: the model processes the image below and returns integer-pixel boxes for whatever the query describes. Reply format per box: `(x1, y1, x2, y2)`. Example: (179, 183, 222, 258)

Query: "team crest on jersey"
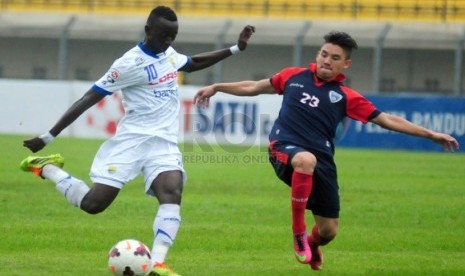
(106, 69, 120, 84)
(107, 165, 118, 173)
(329, 90, 343, 103)
(168, 57, 176, 69)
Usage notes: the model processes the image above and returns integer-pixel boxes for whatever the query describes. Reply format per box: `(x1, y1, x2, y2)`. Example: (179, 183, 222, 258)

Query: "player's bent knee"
(79, 196, 109, 215)
(80, 203, 107, 214)
(320, 227, 338, 241)
(292, 152, 317, 173)
(79, 183, 119, 214)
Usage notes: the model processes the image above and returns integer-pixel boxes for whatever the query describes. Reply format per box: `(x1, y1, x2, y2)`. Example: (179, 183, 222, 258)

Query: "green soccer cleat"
(19, 154, 65, 178)
(149, 262, 180, 276)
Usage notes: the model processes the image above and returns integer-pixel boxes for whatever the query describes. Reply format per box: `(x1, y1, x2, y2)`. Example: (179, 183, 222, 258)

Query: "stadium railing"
(1, 0, 464, 23)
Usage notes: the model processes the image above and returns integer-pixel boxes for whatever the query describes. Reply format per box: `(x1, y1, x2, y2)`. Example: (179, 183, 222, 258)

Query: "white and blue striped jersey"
(92, 42, 190, 143)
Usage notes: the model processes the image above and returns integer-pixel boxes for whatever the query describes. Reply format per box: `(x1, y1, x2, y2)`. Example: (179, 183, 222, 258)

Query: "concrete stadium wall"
(0, 37, 463, 95)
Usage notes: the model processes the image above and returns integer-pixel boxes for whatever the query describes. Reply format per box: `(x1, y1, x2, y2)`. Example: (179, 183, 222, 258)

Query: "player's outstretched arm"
(182, 25, 255, 72)
(194, 79, 274, 108)
(23, 89, 105, 153)
(371, 112, 459, 152)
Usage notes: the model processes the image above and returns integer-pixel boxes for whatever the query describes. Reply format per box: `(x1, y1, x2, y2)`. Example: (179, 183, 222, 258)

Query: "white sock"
(42, 164, 69, 183)
(42, 164, 90, 208)
(151, 204, 181, 265)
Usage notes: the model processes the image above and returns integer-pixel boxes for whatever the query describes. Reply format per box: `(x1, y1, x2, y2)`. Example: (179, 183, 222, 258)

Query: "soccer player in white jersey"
(20, 6, 255, 276)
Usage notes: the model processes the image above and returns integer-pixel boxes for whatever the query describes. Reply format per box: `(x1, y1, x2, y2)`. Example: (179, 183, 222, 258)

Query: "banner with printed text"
(336, 95, 465, 152)
(1, 80, 463, 153)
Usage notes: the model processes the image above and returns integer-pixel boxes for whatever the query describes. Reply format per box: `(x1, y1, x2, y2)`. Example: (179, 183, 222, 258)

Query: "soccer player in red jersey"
(194, 31, 459, 270)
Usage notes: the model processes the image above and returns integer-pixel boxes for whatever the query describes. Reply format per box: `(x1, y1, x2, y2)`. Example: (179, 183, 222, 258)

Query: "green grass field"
(1, 134, 464, 275)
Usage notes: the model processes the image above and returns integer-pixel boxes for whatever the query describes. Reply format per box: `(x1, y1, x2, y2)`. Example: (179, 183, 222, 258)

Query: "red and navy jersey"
(269, 63, 380, 155)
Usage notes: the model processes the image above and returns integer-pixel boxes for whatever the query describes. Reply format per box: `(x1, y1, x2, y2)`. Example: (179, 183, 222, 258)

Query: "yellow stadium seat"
(1, 0, 464, 23)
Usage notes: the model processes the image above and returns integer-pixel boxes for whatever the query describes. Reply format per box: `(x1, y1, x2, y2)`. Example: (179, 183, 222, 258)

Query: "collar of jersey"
(138, 41, 165, 59)
(309, 63, 346, 84)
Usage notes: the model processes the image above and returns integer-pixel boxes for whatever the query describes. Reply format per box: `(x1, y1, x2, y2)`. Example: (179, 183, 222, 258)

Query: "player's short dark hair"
(147, 6, 177, 25)
(323, 31, 358, 58)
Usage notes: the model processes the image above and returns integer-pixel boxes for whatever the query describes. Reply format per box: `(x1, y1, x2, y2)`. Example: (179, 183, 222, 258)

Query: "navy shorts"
(268, 140, 340, 218)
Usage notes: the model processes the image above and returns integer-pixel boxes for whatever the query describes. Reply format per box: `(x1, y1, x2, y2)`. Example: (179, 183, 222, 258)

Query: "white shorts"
(89, 134, 186, 196)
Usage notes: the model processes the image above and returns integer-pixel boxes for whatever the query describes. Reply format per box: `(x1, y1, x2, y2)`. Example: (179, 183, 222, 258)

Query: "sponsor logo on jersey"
(148, 71, 178, 86)
(289, 83, 304, 88)
(329, 90, 343, 103)
(153, 89, 177, 98)
(159, 71, 177, 83)
(135, 57, 145, 66)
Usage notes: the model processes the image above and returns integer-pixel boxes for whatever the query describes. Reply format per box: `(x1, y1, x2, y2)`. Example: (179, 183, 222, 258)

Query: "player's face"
(315, 43, 351, 81)
(145, 17, 178, 53)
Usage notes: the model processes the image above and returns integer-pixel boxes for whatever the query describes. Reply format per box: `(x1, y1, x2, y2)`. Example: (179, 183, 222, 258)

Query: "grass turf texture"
(1, 134, 464, 275)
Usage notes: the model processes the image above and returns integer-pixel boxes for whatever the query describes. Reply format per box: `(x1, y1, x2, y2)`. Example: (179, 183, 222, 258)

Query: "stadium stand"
(1, 0, 465, 22)
(0, 1, 464, 95)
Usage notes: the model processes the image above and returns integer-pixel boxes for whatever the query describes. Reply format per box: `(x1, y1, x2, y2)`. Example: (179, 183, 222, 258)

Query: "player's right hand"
(23, 137, 46, 153)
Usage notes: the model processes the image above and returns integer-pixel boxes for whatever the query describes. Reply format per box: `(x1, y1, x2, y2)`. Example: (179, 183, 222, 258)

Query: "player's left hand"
(23, 137, 46, 153)
(237, 25, 255, 51)
(431, 132, 459, 152)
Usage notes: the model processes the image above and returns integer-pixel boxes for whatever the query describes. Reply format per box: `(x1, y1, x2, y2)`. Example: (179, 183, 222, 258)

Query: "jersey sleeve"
(270, 67, 307, 94)
(174, 53, 190, 70)
(93, 56, 143, 95)
(341, 86, 380, 123)
(167, 47, 190, 71)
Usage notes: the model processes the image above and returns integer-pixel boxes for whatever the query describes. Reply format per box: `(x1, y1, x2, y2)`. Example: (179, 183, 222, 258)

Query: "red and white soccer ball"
(108, 239, 152, 276)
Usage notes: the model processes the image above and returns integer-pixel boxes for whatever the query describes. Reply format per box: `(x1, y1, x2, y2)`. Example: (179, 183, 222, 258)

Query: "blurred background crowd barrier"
(1, 1, 465, 95)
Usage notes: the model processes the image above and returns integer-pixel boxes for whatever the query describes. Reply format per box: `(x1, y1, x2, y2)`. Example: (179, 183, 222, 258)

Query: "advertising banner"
(1, 80, 463, 152)
(337, 95, 465, 152)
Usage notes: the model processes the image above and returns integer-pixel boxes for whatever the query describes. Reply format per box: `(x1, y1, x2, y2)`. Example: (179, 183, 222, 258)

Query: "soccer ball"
(108, 239, 152, 276)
